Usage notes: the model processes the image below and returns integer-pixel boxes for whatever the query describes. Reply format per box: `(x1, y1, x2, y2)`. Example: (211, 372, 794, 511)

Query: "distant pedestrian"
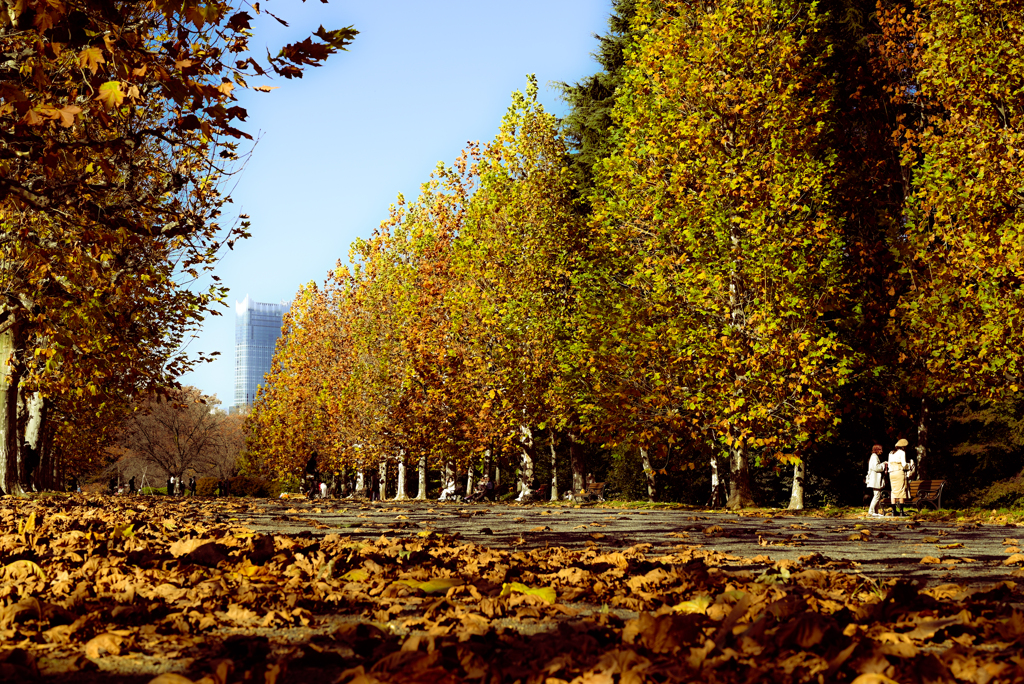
(888, 439, 910, 516)
(368, 470, 380, 502)
(128, 476, 136, 495)
(167, 476, 174, 496)
(865, 445, 887, 517)
(108, 476, 117, 495)
(189, 477, 197, 497)
(319, 481, 327, 499)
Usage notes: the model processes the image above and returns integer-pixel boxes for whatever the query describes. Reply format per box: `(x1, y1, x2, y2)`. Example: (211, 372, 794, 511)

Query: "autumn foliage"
(0, 0, 354, 495)
(247, 0, 1024, 507)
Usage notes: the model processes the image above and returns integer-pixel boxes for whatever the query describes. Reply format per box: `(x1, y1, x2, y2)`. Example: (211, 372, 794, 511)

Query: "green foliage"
(244, 0, 1024, 509)
(558, 0, 648, 192)
(972, 477, 1024, 510)
(585, 0, 853, 507)
(888, 0, 1024, 401)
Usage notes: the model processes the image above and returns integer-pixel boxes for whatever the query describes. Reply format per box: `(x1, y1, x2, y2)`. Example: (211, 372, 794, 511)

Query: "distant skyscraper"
(234, 295, 291, 408)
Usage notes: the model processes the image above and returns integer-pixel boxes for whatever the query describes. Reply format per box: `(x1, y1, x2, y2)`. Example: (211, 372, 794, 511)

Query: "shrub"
(972, 476, 1024, 509)
(227, 475, 275, 498)
(196, 478, 219, 497)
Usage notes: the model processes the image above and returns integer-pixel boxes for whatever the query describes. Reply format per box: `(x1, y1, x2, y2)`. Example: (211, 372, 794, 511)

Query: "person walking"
(189, 477, 197, 497)
(888, 438, 910, 516)
(128, 476, 136, 495)
(865, 445, 888, 517)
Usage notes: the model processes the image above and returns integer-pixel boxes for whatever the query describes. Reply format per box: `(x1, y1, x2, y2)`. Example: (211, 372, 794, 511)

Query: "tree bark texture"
(417, 452, 428, 499)
(0, 316, 51, 495)
(640, 447, 657, 502)
(518, 425, 535, 494)
(395, 452, 409, 500)
(549, 428, 558, 501)
(788, 457, 804, 510)
(726, 439, 755, 508)
(569, 431, 585, 493)
(707, 452, 725, 508)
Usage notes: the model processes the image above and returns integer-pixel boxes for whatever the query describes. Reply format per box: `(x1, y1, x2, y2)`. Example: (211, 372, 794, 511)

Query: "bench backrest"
(908, 480, 945, 498)
(586, 482, 605, 494)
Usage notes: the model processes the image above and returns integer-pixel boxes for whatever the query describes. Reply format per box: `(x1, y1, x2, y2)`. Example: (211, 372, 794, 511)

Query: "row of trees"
(108, 387, 243, 489)
(247, 0, 1023, 507)
(0, 0, 354, 494)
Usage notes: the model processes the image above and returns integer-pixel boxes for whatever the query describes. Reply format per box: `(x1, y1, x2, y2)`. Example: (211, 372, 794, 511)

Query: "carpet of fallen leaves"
(2, 496, 1024, 684)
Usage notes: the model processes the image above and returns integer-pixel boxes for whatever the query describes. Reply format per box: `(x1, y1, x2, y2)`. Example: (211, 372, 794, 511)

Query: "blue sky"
(179, 1, 613, 405)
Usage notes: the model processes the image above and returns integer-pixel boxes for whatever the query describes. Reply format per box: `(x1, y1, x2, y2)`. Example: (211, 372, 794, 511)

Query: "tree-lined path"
(244, 500, 1024, 588)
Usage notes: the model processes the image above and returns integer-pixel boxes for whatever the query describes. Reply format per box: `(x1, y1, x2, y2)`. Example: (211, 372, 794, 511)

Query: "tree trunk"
(443, 458, 456, 497)
(916, 397, 930, 479)
(22, 391, 45, 490)
(707, 452, 725, 508)
(726, 438, 755, 508)
(0, 316, 18, 495)
(0, 317, 41, 496)
(787, 457, 804, 510)
(395, 452, 409, 500)
(639, 447, 656, 502)
(355, 469, 365, 496)
(379, 460, 388, 499)
(549, 428, 559, 501)
(518, 425, 535, 495)
(416, 452, 428, 499)
(569, 431, 585, 493)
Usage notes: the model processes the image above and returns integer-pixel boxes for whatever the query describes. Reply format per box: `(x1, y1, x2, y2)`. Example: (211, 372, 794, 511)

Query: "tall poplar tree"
(589, 0, 853, 507)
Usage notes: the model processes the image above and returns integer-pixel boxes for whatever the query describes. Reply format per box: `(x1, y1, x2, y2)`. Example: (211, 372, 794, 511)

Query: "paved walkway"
(234, 499, 1024, 588)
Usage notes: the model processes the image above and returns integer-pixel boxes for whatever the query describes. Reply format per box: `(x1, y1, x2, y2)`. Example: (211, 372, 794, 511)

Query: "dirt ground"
(239, 498, 1024, 588)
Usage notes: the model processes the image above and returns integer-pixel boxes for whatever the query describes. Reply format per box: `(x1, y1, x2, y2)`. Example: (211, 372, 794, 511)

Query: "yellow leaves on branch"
(95, 82, 125, 110)
(78, 46, 104, 74)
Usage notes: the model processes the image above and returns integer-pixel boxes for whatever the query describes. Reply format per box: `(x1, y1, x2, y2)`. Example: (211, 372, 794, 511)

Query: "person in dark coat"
(167, 476, 174, 496)
(128, 476, 136, 495)
(189, 477, 197, 497)
(368, 470, 380, 501)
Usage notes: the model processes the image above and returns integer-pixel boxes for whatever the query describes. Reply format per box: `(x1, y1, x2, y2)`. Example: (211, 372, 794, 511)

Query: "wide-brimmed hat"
(895, 438, 909, 447)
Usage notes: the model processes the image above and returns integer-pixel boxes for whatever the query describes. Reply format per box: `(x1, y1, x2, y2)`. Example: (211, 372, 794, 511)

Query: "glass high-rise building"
(234, 295, 291, 408)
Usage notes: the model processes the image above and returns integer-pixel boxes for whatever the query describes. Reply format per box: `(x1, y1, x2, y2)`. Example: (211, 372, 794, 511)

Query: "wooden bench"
(572, 482, 605, 503)
(880, 479, 947, 513)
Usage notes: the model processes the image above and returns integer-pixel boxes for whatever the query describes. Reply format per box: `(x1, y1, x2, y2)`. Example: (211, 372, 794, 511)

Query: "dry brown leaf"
(920, 556, 941, 564)
(149, 676, 196, 684)
(850, 675, 899, 684)
(84, 632, 123, 659)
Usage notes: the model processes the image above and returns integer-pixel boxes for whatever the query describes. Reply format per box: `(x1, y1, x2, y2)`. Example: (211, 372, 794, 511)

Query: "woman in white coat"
(866, 444, 888, 517)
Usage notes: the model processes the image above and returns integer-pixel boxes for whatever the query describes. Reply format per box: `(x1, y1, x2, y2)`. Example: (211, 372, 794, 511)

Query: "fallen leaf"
(84, 632, 123, 659)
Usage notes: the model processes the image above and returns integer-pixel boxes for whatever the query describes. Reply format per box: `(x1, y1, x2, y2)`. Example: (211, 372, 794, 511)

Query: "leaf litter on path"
(0, 496, 1023, 683)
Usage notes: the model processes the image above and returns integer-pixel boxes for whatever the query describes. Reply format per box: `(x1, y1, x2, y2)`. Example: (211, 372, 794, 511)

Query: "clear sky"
(178, 0, 613, 405)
